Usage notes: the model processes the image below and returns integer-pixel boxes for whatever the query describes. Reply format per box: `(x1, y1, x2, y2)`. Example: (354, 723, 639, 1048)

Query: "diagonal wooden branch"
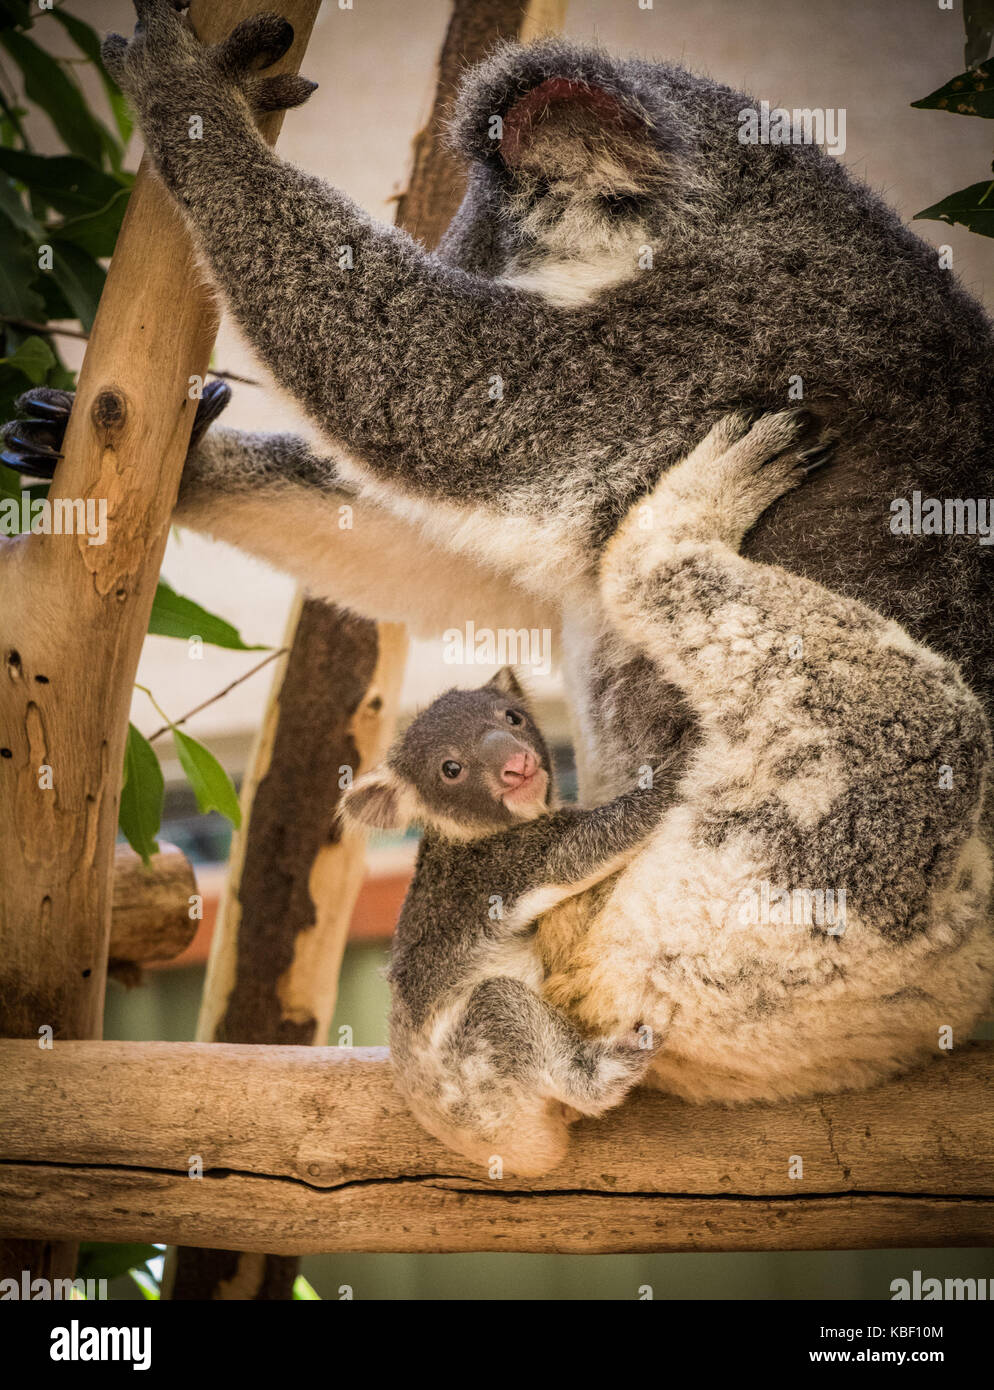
(0, 0, 322, 1286)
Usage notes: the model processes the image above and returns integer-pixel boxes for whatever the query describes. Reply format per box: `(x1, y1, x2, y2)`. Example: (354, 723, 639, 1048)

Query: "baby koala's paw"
(589, 1026, 659, 1107)
(715, 408, 836, 535)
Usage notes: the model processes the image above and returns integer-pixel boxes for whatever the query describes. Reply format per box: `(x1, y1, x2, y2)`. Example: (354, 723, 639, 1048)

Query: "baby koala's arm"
(493, 772, 675, 931)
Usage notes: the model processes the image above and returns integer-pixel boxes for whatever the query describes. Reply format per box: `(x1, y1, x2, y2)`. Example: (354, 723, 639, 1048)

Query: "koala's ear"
(486, 666, 528, 703)
(339, 767, 412, 832)
(449, 39, 682, 190)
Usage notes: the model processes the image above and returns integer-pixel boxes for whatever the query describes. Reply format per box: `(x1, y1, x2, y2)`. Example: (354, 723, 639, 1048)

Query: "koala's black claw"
(784, 407, 816, 433)
(797, 440, 837, 472)
(190, 378, 233, 446)
(0, 446, 60, 478)
(5, 419, 65, 452)
(15, 387, 73, 421)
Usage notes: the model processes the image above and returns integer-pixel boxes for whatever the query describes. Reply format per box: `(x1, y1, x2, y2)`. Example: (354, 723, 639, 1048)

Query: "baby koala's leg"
(444, 978, 651, 1173)
(599, 409, 839, 708)
(465, 978, 652, 1118)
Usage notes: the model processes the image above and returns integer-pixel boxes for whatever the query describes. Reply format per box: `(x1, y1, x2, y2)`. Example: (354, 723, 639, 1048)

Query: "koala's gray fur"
(341, 667, 670, 1176)
(10, 9, 993, 1125)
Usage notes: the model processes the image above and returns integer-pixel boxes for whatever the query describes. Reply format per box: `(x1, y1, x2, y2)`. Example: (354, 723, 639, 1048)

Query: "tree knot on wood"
(90, 389, 128, 439)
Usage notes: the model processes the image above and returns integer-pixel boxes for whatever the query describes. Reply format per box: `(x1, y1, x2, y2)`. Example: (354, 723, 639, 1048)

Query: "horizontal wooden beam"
(0, 1041, 990, 1254)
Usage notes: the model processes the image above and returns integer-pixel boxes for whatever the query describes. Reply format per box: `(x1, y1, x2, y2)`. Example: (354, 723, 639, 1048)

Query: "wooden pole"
(1, 1041, 991, 1253)
(169, 0, 568, 1302)
(0, 0, 321, 1286)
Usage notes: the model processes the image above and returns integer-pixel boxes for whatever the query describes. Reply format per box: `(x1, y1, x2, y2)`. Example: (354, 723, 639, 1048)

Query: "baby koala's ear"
(339, 766, 412, 831)
(486, 666, 528, 702)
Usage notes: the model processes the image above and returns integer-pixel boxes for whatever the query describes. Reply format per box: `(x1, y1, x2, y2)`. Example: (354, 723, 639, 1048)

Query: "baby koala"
(340, 670, 670, 1176)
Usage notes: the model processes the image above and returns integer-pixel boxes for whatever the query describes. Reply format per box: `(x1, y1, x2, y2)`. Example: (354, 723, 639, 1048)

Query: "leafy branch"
(912, 2, 994, 238)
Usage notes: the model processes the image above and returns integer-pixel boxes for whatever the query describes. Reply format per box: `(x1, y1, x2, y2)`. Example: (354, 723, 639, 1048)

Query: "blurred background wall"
(38, 0, 994, 1298)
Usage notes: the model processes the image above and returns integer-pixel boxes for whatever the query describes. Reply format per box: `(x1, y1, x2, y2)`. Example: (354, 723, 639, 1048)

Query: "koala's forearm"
(500, 784, 671, 901)
(137, 94, 531, 483)
(175, 425, 557, 637)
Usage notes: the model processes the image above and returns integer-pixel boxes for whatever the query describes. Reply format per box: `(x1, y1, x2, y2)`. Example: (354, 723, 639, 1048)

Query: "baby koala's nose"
(500, 749, 536, 786)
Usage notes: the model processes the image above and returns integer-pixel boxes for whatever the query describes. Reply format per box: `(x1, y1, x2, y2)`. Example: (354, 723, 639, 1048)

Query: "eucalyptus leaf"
(0, 172, 44, 239)
(48, 238, 105, 330)
(119, 723, 163, 865)
(0, 0, 32, 29)
(0, 149, 125, 217)
(49, 8, 133, 147)
(149, 578, 267, 650)
(54, 185, 130, 258)
(0, 236, 45, 319)
(76, 1243, 162, 1282)
(915, 179, 994, 237)
(912, 60, 994, 118)
(172, 728, 242, 829)
(1, 333, 54, 384)
(965, 0, 994, 69)
(0, 461, 21, 506)
(129, 1268, 161, 1300)
(0, 31, 107, 166)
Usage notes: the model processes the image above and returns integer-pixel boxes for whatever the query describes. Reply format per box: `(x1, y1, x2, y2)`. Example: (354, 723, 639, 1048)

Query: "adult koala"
(7, 5, 993, 1120)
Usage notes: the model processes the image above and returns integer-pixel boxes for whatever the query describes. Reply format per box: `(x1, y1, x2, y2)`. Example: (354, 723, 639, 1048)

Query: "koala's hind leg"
(461, 977, 651, 1126)
(599, 408, 846, 711)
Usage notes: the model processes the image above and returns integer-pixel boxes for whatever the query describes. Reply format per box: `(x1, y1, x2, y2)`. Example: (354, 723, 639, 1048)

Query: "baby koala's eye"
(505, 709, 524, 727)
(441, 759, 463, 780)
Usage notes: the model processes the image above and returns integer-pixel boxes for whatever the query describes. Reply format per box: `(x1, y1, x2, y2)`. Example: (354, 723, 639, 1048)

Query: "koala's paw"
(1, 388, 72, 477)
(576, 1034, 656, 1114)
(715, 407, 836, 530)
(0, 379, 231, 479)
(102, 4, 317, 121)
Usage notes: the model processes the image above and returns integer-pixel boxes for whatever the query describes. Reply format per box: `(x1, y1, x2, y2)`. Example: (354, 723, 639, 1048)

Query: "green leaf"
(965, 0, 994, 70)
(1, 333, 54, 384)
(912, 60, 994, 117)
(49, 8, 133, 148)
(48, 237, 105, 330)
(0, 174, 44, 240)
(0, 0, 32, 28)
(0, 31, 107, 166)
(293, 1275, 322, 1300)
(129, 1268, 161, 1300)
(54, 184, 130, 258)
(76, 1242, 162, 1282)
(0, 363, 33, 430)
(0, 236, 45, 319)
(149, 578, 268, 650)
(119, 723, 164, 864)
(915, 179, 994, 237)
(0, 149, 125, 217)
(172, 728, 242, 829)
(35, 271, 75, 321)
(0, 461, 21, 506)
